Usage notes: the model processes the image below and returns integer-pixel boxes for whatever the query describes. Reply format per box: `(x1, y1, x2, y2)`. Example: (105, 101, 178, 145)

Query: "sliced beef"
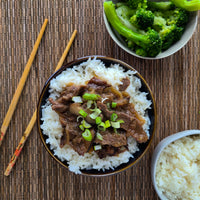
(87, 77, 111, 93)
(96, 145, 126, 159)
(118, 77, 130, 91)
(49, 98, 69, 113)
(97, 101, 113, 119)
(126, 118, 148, 143)
(70, 129, 95, 155)
(95, 133, 127, 147)
(61, 85, 86, 102)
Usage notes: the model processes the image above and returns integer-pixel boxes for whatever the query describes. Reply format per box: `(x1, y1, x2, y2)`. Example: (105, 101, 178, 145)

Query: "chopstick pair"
(1, 19, 77, 176)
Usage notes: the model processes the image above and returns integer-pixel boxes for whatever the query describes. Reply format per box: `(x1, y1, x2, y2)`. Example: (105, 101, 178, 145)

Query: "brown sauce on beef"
(49, 76, 148, 158)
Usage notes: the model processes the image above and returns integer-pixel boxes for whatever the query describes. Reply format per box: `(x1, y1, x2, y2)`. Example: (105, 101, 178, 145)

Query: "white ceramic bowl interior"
(103, 0, 198, 59)
(151, 129, 200, 200)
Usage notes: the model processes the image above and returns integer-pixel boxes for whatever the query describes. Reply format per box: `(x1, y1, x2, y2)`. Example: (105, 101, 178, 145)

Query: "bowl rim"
(103, 0, 198, 60)
(37, 55, 157, 176)
(151, 129, 200, 199)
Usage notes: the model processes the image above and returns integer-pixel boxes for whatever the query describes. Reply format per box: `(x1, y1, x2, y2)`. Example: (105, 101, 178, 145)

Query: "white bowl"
(103, 0, 198, 59)
(151, 129, 200, 200)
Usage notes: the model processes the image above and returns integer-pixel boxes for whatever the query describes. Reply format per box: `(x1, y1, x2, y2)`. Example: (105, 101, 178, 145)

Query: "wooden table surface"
(0, 1, 200, 200)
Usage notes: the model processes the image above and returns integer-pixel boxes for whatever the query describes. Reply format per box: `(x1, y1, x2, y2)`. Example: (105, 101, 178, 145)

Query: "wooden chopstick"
(0, 19, 48, 146)
(4, 30, 77, 176)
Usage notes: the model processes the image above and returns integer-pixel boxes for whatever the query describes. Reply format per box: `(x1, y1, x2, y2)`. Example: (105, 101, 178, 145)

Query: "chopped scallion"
(111, 102, 117, 108)
(111, 121, 120, 129)
(79, 109, 88, 118)
(98, 122, 106, 131)
(77, 116, 83, 122)
(111, 113, 118, 121)
(90, 109, 101, 119)
(118, 120, 124, 124)
(83, 93, 100, 101)
(79, 124, 84, 131)
(96, 132, 103, 141)
(82, 129, 92, 141)
(86, 100, 93, 109)
(82, 120, 92, 128)
(94, 145, 102, 151)
(105, 120, 111, 128)
(72, 96, 82, 103)
(95, 116, 102, 124)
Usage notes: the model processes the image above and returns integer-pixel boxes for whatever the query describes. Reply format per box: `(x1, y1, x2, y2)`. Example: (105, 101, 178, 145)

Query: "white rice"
(41, 57, 152, 174)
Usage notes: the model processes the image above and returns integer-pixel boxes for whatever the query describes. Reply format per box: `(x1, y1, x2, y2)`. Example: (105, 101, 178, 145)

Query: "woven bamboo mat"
(0, 1, 200, 199)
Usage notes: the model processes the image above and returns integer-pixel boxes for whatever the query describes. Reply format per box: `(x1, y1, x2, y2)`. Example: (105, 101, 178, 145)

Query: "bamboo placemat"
(0, 1, 200, 200)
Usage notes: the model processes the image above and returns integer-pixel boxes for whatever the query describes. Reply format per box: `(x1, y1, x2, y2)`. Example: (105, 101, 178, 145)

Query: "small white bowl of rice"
(151, 129, 200, 200)
(37, 56, 156, 176)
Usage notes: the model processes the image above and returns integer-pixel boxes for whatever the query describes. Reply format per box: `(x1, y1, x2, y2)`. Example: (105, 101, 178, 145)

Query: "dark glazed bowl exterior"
(37, 56, 156, 176)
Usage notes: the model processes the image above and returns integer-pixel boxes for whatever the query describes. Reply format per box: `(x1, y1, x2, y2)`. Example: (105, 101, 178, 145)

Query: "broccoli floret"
(104, 1, 162, 57)
(153, 15, 167, 31)
(122, 0, 147, 9)
(159, 24, 184, 50)
(130, 8, 154, 30)
(170, 0, 200, 11)
(116, 5, 145, 33)
(135, 47, 148, 57)
(165, 8, 189, 27)
(147, 1, 175, 11)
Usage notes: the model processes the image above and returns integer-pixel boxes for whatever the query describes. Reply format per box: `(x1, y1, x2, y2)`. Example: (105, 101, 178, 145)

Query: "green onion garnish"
(79, 109, 88, 118)
(82, 93, 100, 101)
(86, 100, 93, 109)
(96, 132, 103, 140)
(82, 120, 92, 128)
(90, 101, 97, 111)
(94, 145, 102, 151)
(90, 109, 101, 119)
(82, 129, 92, 141)
(111, 113, 118, 121)
(77, 116, 83, 122)
(98, 122, 106, 131)
(79, 124, 84, 131)
(105, 120, 111, 128)
(107, 102, 110, 109)
(111, 102, 117, 108)
(72, 96, 82, 103)
(111, 121, 120, 129)
(118, 120, 124, 124)
(95, 116, 102, 124)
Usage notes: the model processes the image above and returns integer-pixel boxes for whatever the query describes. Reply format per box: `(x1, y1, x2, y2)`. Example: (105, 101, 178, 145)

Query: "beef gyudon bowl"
(37, 56, 156, 176)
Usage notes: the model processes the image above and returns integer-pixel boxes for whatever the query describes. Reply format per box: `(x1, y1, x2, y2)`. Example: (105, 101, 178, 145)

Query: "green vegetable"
(111, 113, 118, 121)
(147, 1, 175, 11)
(82, 93, 100, 101)
(82, 120, 92, 128)
(130, 8, 154, 30)
(79, 124, 84, 131)
(104, 1, 162, 57)
(122, 0, 147, 9)
(111, 121, 121, 129)
(95, 116, 102, 124)
(105, 120, 111, 128)
(87, 100, 93, 109)
(89, 108, 101, 119)
(98, 122, 106, 131)
(96, 132, 103, 140)
(82, 129, 92, 141)
(94, 145, 102, 151)
(170, 0, 200, 11)
(111, 102, 117, 108)
(72, 96, 82, 103)
(79, 109, 88, 118)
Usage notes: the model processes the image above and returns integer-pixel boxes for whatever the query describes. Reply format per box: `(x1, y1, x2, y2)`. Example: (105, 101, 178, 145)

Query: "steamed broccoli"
(147, 1, 175, 11)
(130, 8, 154, 30)
(170, 0, 200, 11)
(165, 8, 189, 27)
(104, 1, 162, 57)
(122, 0, 147, 9)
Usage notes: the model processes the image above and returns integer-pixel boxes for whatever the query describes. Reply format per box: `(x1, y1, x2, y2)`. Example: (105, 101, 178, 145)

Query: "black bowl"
(37, 56, 156, 176)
